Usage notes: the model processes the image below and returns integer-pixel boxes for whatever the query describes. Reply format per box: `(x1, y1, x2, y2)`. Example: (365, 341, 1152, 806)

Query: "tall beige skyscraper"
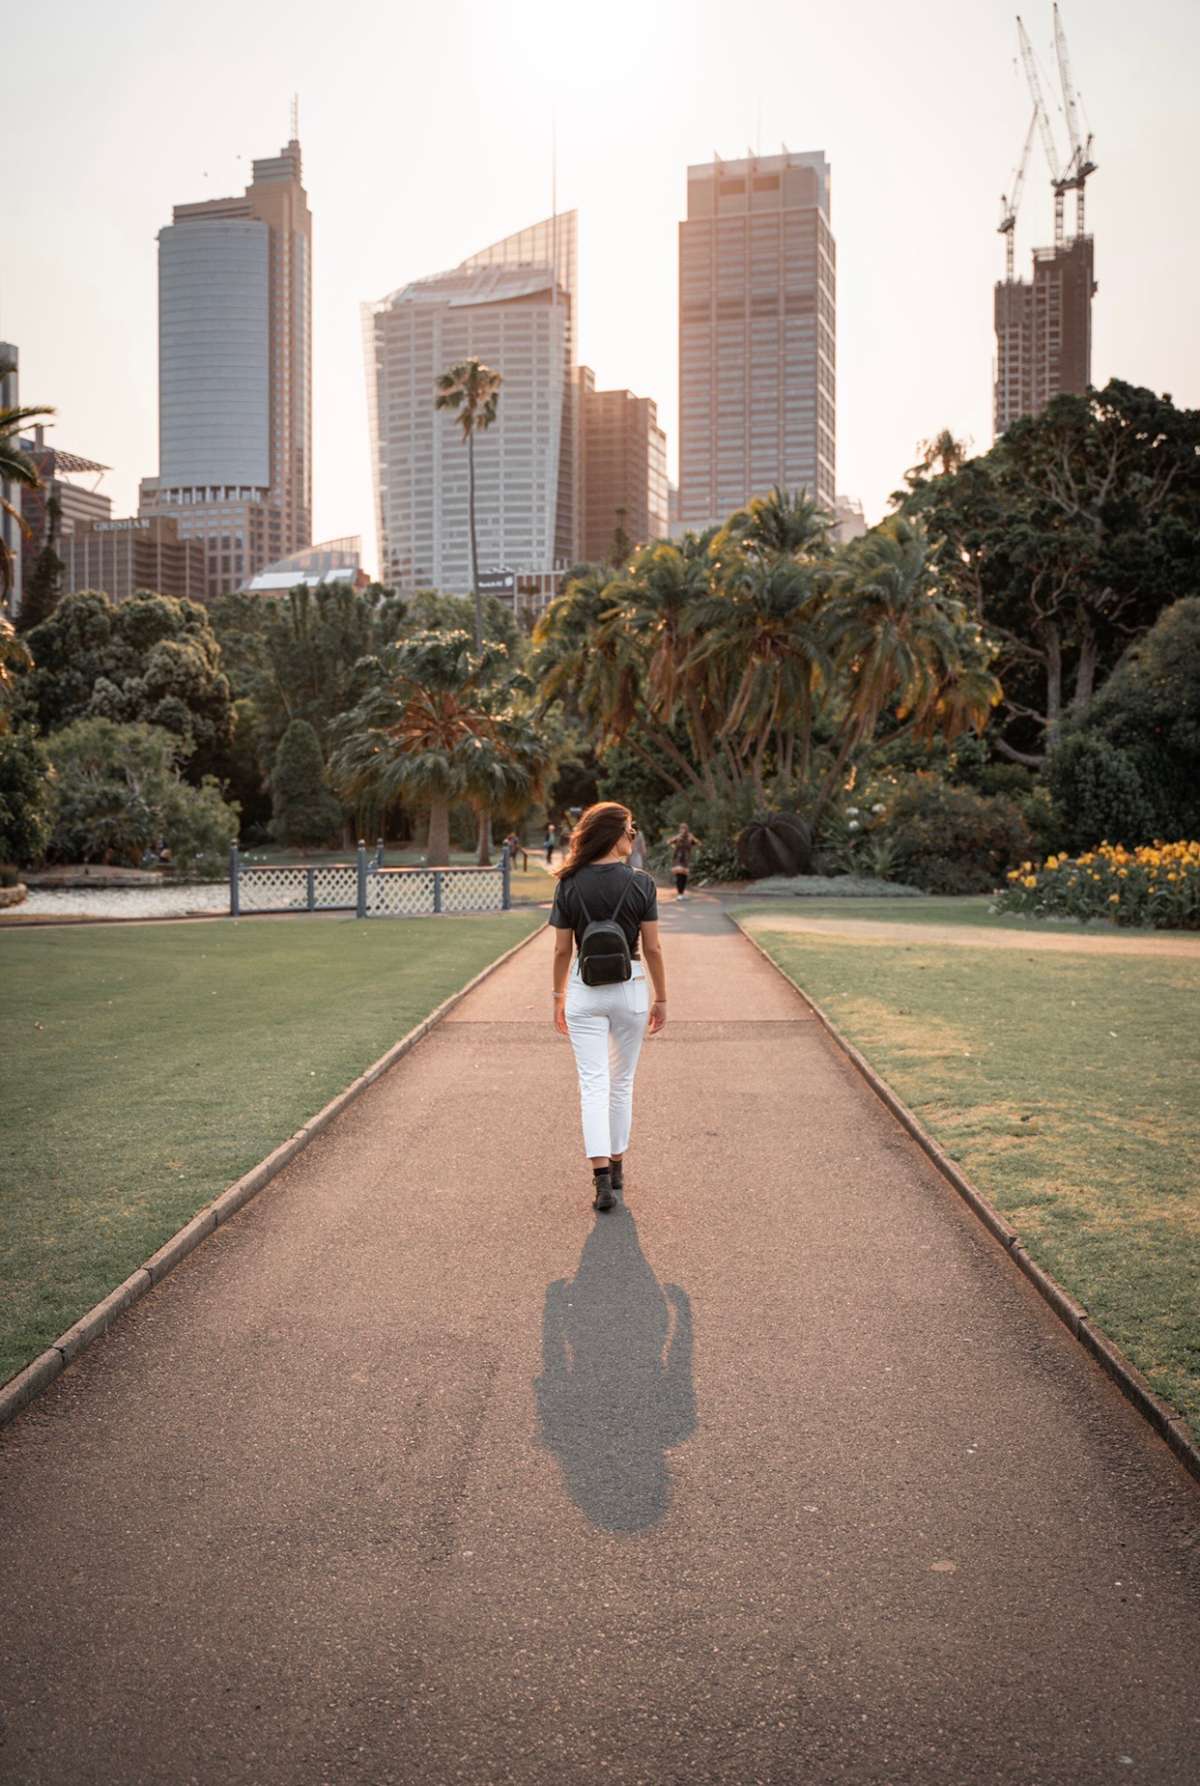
(677, 151, 835, 533)
(140, 134, 312, 600)
(364, 212, 578, 604)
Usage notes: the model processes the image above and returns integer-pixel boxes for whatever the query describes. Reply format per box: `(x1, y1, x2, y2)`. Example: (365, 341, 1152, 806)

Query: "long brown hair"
(554, 802, 632, 879)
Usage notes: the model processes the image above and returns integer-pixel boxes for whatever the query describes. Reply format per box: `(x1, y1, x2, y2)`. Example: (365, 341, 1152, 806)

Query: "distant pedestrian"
(503, 831, 527, 871)
(545, 821, 558, 865)
(669, 824, 699, 900)
(550, 802, 667, 1213)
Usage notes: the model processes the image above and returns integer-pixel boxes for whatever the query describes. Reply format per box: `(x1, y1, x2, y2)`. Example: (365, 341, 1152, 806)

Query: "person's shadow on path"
(534, 1206, 696, 1533)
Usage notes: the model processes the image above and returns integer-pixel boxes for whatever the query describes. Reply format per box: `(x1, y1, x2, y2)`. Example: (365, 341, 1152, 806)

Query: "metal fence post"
(229, 843, 240, 917)
(433, 870, 443, 915)
(356, 840, 367, 919)
(375, 837, 385, 868)
(501, 843, 511, 911)
(306, 867, 316, 911)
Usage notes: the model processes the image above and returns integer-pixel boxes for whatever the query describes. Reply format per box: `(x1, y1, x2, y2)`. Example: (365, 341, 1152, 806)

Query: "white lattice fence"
(238, 866, 358, 913)
(229, 846, 510, 917)
(442, 869, 504, 912)
(366, 871, 437, 916)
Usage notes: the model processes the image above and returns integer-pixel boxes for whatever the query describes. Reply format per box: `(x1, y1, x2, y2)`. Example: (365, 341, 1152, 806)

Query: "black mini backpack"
(573, 870, 643, 986)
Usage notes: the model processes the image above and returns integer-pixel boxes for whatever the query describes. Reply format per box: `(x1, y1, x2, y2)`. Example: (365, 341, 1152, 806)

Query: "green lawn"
(729, 894, 1152, 935)
(739, 922, 1200, 1446)
(1, 911, 543, 1385)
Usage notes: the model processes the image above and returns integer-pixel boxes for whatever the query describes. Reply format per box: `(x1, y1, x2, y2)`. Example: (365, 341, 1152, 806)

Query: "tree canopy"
(896, 379, 1200, 764)
(15, 589, 233, 779)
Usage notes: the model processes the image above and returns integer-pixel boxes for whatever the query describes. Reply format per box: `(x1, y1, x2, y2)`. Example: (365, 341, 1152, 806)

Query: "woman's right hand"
(648, 1000, 667, 1036)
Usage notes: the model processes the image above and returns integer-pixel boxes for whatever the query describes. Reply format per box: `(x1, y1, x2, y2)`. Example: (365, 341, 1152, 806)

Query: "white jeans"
(564, 961, 650, 1159)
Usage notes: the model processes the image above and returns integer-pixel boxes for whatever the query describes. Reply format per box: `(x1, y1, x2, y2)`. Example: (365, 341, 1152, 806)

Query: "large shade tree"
(897, 380, 1200, 763)
(14, 589, 234, 779)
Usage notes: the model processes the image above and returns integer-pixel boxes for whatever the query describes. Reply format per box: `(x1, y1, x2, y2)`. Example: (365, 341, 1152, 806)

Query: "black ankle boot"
(609, 1157, 624, 1194)
(592, 1168, 616, 1212)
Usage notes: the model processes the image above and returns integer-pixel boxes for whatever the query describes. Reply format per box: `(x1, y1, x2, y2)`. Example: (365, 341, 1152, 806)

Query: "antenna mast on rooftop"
(290, 93, 299, 141)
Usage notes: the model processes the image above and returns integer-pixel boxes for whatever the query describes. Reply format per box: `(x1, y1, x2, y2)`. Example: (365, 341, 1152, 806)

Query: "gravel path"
(17, 883, 229, 919)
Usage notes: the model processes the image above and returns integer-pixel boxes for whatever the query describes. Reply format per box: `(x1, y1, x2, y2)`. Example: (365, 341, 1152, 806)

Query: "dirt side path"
(737, 909, 1200, 957)
(1, 893, 1197, 1785)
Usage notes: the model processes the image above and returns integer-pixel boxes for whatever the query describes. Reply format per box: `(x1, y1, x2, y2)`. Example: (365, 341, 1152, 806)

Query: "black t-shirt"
(549, 863, 658, 960)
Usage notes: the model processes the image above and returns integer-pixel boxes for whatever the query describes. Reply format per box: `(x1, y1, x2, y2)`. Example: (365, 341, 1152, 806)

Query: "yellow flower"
(1108, 894, 1120, 904)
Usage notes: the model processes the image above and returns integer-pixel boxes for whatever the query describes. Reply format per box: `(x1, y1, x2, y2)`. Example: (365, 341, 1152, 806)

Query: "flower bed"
(996, 841, 1200, 929)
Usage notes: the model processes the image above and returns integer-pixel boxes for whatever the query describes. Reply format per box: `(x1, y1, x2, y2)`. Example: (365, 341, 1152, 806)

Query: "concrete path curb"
(727, 912, 1200, 1487)
(0, 918, 547, 1428)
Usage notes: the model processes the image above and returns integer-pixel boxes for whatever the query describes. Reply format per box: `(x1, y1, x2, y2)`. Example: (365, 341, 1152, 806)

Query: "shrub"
(270, 718, 343, 848)
(882, 776, 1032, 894)
(1045, 598, 1200, 850)
(737, 812, 815, 879)
(996, 841, 1200, 929)
(0, 730, 56, 866)
(1044, 731, 1157, 854)
(43, 717, 239, 874)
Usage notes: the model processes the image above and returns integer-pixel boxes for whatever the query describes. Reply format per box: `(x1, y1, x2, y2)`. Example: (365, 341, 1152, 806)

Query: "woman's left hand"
(553, 998, 569, 1036)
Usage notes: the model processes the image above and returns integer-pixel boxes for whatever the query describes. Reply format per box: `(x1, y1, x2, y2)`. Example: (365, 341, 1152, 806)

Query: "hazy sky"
(6, 0, 1198, 575)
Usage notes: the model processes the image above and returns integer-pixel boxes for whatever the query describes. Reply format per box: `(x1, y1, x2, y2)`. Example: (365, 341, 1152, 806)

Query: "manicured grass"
(729, 894, 1148, 934)
(741, 923, 1200, 1445)
(1, 911, 543, 1385)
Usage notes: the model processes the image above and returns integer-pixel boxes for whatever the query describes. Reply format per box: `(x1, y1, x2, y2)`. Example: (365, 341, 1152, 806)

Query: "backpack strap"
(571, 878, 592, 925)
(608, 868, 639, 925)
(569, 867, 640, 931)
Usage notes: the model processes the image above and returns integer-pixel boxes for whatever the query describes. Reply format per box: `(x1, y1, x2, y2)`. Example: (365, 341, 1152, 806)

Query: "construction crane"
(1053, 2, 1098, 233)
(1016, 14, 1069, 246)
(998, 108, 1039, 281)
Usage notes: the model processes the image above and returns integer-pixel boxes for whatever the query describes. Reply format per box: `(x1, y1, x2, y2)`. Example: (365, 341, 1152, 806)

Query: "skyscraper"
(579, 368, 669, 563)
(15, 426, 111, 613)
(364, 213, 578, 602)
(993, 235, 1096, 436)
(677, 151, 835, 534)
(139, 133, 312, 600)
(1, 345, 23, 612)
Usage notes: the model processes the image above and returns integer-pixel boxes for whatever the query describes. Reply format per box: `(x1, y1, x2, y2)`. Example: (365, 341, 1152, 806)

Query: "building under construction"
(993, 6, 1098, 437)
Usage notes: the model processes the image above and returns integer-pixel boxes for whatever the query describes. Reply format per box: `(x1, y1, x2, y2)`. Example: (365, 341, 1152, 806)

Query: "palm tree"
(435, 356, 503, 863)
(0, 374, 56, 608)
(710, 485, 833, 565)
(0, 615, 32, 733)
(688, 555, 830, 799)
(814, 515, 1000, 817)
(327, 630, 547, 867)
(434, 358, 503, 652)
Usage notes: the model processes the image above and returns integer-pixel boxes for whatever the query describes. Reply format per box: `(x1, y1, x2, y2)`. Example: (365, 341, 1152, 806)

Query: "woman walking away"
(670, 823, 700, 901)
(551, 802, 667, 1213)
